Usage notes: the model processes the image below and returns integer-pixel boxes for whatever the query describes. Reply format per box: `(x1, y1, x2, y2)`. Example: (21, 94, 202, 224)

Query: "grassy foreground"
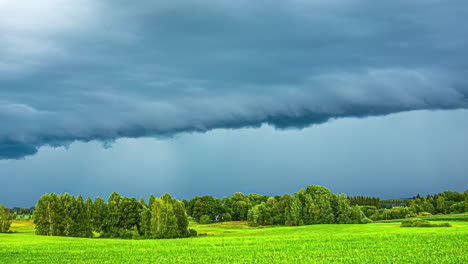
(1, 217, 467, 263)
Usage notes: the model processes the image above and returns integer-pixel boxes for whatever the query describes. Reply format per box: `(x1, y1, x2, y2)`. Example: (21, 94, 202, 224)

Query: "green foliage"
(139, 198, 151, 238)
(27, 186, 468, 242)
(242, 185, 371, 227)
(246, 193, 270, 206)
(92, 197, 107, 234)
(188, 196, 224, 222)
(0, 204, 15, 233)
(7, 206, 34, 220)
(247, 203, 273, 227)
(272, 194, 292, 225)
(450, 201, 466, 214)
(286, 196, 303, 226)
(150, 193, 190, 239)
(103, 193, 143, 238)
(232, 200, 249, 221)
(436, 196, 448, 214)
(359, 206, 378, 218)
(348, 196, 380, 208)
(187, 228, 198, 237)
(199, 215, 211, 224)
(335, 194, 352, 224)
(220, 192, 252, 221)
(401, 218, 452, 227)
(421, 201, 435, 214)
(350, 207, 372, 224)
(221, 212, 232, 222)
(32, 193, 94, 237)
(303, 185, 335, 224)
(418, 212, 432, 217)
(380, 199, 409, 209)
(370, 207, 411, 221)
(400, 189, 468, 217)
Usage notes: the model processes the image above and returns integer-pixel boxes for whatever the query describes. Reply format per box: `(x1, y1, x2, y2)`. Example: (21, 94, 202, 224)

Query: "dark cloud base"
(2, 106, 466, 160)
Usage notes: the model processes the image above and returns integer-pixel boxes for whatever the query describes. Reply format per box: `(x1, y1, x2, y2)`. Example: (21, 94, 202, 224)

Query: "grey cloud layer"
(1, 0, 468, 158)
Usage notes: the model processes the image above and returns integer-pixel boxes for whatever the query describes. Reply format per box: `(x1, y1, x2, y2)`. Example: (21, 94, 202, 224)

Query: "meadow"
(1, 215, 467, 263)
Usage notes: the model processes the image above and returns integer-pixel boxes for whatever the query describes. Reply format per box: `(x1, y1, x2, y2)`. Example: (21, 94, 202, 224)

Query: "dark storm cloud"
(1, 0, 468, 158)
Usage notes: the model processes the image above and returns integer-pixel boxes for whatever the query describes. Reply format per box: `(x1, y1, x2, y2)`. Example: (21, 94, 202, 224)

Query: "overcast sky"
(1, 1, 468, 206)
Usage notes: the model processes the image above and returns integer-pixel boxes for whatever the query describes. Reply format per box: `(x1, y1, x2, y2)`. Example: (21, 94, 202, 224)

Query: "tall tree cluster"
(245, 185, 370, 227)
(184, 185, 371, 227)
(368, 189, 468, 221)
(407, 190, 468, 215)
(150, 193, 191, 238)
(33, 193, 93, 237)
(0, 204, 15, 233)
(33, 192, 195, 239)
(25, 185, 468, 239)
(186, 192, 271, 223)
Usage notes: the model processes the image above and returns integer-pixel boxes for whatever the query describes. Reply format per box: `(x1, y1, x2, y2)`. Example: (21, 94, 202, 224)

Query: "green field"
(1, 216, 467, 264)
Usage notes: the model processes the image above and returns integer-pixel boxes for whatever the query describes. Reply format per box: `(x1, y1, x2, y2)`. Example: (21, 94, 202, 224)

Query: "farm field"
(1, 216, 467, 264)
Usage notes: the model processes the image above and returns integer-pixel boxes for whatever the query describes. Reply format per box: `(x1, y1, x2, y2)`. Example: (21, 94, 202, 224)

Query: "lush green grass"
(1, 220, 467, 263)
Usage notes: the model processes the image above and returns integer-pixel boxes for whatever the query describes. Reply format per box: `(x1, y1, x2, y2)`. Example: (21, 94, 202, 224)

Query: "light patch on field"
(9, 220, 35, 233)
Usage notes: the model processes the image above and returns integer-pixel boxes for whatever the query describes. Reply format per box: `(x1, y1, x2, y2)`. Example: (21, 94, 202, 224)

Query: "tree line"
(348, 196, 380, 208)
(355, 190, 468, 221)
(2, 185, 467, 236)
(187, 185, 371, 227)
(30, 185, 372, 238)
(32, 192, 196, 239)
(7, 206, 35, 216)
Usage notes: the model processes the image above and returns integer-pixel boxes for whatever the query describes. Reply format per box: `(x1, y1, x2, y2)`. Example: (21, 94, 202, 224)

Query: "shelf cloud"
(1, 0, 467, 159)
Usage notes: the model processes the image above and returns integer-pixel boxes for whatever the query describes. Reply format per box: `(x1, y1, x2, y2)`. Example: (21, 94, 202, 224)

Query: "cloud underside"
(1, 0, 468, 159)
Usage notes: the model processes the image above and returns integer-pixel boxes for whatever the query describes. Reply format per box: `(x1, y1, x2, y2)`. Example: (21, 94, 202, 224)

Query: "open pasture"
(1, 219, 467, 263)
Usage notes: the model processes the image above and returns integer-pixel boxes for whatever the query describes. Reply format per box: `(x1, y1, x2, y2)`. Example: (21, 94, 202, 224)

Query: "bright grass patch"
(0, 220, 467, 263)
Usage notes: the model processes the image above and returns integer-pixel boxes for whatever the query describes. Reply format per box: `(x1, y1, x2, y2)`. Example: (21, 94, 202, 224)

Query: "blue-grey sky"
(1, 1, 468, 206)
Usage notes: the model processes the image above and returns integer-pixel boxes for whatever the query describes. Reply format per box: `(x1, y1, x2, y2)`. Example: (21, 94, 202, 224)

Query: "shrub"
(222, 213, 232, 222)
(188, 228, 198, 237)
(407, 212, 417, 218)
(199, 215, 211, 224)
(401, 218, 451, 227)
(370, 207, 412, 221)
(359, 206, 378, 218)
(418, 212, 432, 217)
(369, 212, 383, 221)
(350, 206, 372, 224)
